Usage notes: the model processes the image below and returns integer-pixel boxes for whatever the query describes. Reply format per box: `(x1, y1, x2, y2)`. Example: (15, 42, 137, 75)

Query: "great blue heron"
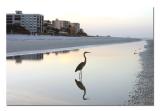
(75, 51, 90, 74)
(75, 79, 87, 100)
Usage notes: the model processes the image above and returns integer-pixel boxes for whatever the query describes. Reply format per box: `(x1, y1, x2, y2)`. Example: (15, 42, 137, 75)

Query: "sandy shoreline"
(7, 35, 154, 105)
(7, 34, 141, 56)
(128, 40, 154, 105)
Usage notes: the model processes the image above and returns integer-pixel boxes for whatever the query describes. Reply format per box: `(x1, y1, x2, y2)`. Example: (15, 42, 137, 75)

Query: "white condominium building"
(7, 11, 44, 34)
(52, 19, 70, 30)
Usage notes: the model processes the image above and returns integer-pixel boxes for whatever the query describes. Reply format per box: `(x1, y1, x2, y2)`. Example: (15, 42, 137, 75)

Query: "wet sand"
(7, 34, 141, 56)
(128, 40, 154, 105)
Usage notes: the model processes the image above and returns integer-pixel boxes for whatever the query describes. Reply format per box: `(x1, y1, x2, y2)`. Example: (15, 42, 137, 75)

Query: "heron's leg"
(79, 72, 80, 80)
(81, 72, 83, 81)
(80, 70, 82, 81)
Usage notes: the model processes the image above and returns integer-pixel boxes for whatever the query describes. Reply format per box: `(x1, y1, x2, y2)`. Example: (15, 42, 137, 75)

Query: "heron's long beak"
(86, 52, 91, 53)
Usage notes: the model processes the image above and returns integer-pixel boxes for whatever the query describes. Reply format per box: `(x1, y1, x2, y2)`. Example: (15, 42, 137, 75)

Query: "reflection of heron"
(75, 79, 87, 100)
(75, 52, 90, 76)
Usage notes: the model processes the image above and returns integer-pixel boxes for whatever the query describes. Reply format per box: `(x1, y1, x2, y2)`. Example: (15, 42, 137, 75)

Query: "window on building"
(7, 21, 12, 24)
(15, 15, 21, 20)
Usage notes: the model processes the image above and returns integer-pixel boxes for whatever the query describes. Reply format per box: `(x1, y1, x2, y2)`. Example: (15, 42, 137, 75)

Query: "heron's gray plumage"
(75, 51, 90, 72)
(75, 62, 86, 72)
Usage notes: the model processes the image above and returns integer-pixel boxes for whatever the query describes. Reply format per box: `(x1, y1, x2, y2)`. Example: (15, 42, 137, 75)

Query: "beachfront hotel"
(6, 11, 85, 36)
(7, 11, 44, 34)
(70, 23, 80, 34)
(52, 19, 70, 30)
(52, 19, 80, 33)
(43, 19, 81, 35)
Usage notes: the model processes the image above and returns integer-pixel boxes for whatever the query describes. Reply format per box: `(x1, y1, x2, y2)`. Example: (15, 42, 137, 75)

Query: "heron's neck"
(84, 53, 87, 63)
(83, 88, 86, 100)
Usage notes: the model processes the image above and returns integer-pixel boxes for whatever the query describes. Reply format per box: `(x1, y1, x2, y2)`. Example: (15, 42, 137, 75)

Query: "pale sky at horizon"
(4, 0, 153, 38)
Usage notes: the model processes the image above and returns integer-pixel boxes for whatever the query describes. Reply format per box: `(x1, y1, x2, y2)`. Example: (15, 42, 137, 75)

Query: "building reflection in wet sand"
(7, 53, 44, 63)
(7, 49, 79, 63)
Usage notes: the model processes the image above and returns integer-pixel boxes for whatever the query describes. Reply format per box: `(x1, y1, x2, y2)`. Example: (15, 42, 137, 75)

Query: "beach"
(128, 40, 154, 105)
(6, 34, 154, 105)
(7, 34, 141, 56)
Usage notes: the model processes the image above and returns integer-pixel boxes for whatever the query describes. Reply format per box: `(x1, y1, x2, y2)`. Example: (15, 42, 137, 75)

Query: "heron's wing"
(75, 62, 84, 72)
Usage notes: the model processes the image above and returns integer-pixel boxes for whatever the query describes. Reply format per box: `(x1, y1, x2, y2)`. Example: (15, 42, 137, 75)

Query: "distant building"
(52, 19, 61, 30)
(61, 20, 70, 31)
(6, 11, 44, 34)
(43, 20, 51, 25)
(70, 23, 80, 34)
(43, 20, 53, 34)
(52, 19, 70, 31)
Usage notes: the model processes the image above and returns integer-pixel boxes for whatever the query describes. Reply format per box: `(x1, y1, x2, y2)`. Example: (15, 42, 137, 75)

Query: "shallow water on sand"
(7, 41, 146, 105)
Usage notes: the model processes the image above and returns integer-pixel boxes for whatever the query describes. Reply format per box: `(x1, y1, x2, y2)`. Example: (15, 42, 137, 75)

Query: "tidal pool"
(7, 41, 146, 105)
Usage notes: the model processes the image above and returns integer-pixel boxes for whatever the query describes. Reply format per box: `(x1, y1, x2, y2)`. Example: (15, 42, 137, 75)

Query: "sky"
(4, 0, 153, 38)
